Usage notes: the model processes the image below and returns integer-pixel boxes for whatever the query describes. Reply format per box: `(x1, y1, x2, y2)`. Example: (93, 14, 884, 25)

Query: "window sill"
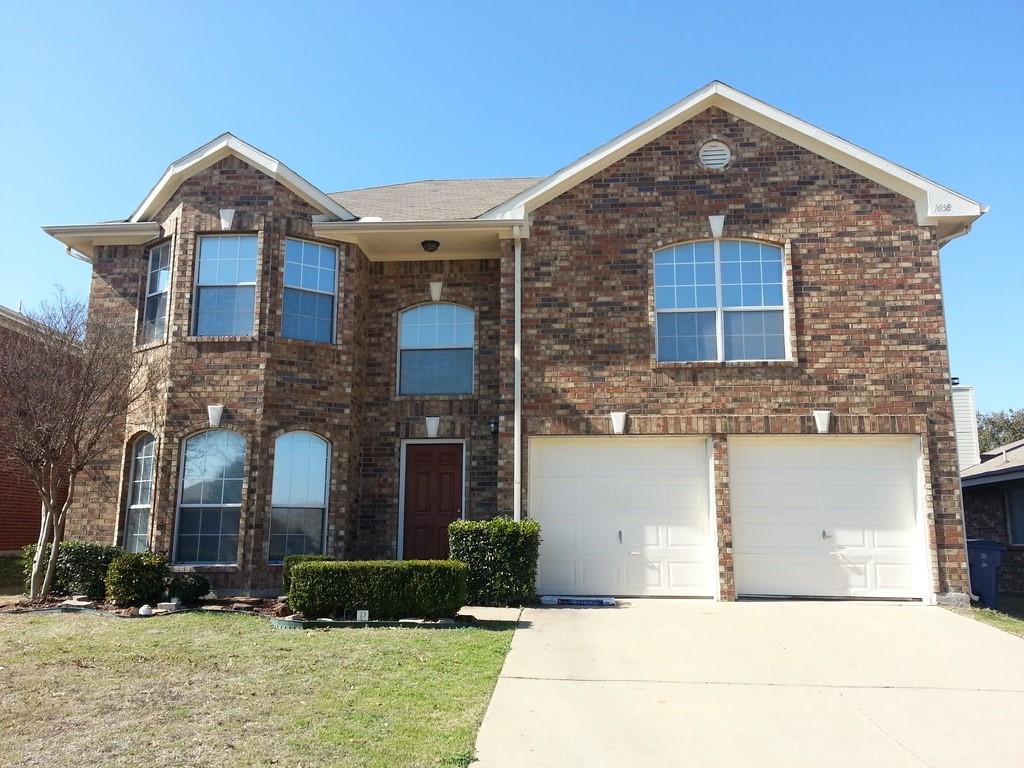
(184, 335, 257, 344)
(395, 393, 478, 401)
(277, 336, 339, 349)
(652, 359, 798, 370)
(170, 564, 240, 572)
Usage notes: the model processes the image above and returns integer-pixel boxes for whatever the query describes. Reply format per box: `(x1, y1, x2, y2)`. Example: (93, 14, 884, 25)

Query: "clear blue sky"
(0, 2, 1020, 410)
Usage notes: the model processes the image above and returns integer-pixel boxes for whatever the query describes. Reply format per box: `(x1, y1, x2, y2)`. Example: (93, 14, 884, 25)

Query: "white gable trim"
(129, 133, 356, 223)
(481, 82, 985, 235)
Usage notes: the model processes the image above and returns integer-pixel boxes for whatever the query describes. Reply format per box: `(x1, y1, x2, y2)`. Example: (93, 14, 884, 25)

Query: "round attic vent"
(698, 140, 732, 170)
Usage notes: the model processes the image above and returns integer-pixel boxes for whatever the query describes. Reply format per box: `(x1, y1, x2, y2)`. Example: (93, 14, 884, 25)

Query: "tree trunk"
(38, 475, 75, 601)
(29, 503, 54, 600)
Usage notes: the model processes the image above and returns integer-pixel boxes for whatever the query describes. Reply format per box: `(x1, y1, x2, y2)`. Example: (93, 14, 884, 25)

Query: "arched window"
(654, 239, 786, 362)
(175, 430, 246, 564)
(269, 432, 329, 563)
(398, 303, 474, 395)
(124, 433, 156, 553)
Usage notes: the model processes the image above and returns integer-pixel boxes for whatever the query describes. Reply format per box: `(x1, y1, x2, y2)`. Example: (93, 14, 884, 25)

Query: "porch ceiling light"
(421, 240, 440, 253)
(207, 404, 225, 428)
(812, 409, 832, 434)
(610, 411, 628, 435)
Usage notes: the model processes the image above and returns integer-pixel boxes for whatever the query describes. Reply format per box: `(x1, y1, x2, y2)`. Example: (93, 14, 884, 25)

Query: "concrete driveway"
(474, 600, 1024, 767)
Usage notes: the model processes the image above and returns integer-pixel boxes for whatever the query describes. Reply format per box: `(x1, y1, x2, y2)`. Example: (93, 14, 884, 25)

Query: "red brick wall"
(501, 107, 968, 598)
(963, 484, 1024, 594)
(0, 324, 42, 552)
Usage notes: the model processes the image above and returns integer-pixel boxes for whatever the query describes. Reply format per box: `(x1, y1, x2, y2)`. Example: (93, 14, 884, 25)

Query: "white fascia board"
(313, 218, 525, 235)
(481, 81, 984, 230)
(129, 133, 356, 223)
(41, 221, 164, 262)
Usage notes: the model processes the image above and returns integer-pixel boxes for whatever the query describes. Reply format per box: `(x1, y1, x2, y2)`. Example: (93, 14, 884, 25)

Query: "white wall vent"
(951, 385, 981, 470)
(698, 140, 732, 170)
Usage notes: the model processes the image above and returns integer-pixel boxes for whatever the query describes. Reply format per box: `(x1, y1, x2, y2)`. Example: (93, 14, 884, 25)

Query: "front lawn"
(961, 594, 1024, 638)
(0, 611, 514, 767)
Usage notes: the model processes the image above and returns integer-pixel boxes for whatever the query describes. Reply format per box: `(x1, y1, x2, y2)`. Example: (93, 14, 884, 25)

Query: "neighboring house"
(43, 81, 984, 601)
(962, 441, 1024, 594)
(0, 305, 43, 553)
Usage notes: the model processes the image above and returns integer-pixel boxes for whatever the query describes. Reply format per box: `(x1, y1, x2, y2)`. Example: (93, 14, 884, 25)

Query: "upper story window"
(398, 303, 474, 395)
(269, 431, 329, 563)
(193, 235, 258, 337)
(654, 239, 786, 363)
(141, 241, 171, 344)
(175, 429, 246, 565)
(283, 238, 337, 343)
(124, 433, 156, 553)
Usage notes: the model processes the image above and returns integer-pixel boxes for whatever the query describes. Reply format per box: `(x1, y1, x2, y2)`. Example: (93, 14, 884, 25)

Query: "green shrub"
(288, 560, 468, 620)
(282, 554, 336, 593)
(104, 552, 169, 606)
(22, 541, 124, 600)
(167, 573, 211, 604)
(449, 518, 541, 606)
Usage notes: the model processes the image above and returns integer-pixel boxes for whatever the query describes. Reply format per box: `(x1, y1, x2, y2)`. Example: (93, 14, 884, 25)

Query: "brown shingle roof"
(962, 439, 1024, 484)
(328, 178, 540, 222)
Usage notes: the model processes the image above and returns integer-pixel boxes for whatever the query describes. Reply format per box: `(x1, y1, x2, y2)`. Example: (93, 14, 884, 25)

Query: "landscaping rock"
(272, 601, 291, 617)
(156, 601, 180, 612)
(60, 598, 96, 609)
(230, 602, 255, 612)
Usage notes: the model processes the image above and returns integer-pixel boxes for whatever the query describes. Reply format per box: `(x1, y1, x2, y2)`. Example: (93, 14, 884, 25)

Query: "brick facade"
(963, 484, 1024, 594)
(65, 106, 970, 599)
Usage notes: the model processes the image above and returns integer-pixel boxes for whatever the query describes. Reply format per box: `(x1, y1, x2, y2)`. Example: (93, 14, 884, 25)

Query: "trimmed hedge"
(288, 560, 468, 620)
(22, 541, 124, 600)
(282, 554, 336, 593)
(449, 518, 541, 606)
(105, 552, 169, 606)
(167, 573, 211, 604)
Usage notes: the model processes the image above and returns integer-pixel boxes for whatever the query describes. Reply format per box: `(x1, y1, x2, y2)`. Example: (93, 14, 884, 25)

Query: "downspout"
(513, 225, 523, 521)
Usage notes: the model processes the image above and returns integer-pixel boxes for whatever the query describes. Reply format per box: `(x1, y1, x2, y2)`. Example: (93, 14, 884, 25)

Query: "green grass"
(0, 611, 514, 767)
(962, 594, 1024, 638)
(0, 554, 23, 594)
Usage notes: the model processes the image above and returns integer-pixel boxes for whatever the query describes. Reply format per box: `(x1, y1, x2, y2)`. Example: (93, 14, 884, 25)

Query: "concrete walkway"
(474, 600, 1024, 767)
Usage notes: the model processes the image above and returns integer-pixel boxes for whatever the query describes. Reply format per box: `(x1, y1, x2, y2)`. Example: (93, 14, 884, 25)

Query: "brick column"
(712, 433, 736, 601)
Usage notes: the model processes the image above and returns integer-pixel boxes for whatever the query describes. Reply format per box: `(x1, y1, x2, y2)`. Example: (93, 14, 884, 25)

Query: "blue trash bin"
(966, 539, 1005, 609)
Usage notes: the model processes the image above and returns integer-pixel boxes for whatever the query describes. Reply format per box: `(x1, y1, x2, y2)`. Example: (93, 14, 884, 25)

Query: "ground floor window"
(124, 433, 156, 553)
(175, 429, 245, 564)
(1009, 485, 1024, 545)
(269, 431, 329, 562)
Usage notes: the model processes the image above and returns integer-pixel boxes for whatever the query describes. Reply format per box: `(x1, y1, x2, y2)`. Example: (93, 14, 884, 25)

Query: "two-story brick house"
(44, 82, 984, 601)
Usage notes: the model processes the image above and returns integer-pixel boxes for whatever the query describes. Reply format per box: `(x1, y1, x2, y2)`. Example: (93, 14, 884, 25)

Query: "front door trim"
(397, 439, 468, 560)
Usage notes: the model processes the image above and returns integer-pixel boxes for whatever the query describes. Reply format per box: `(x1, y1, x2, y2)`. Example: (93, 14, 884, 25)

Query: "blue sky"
(0, 1, 1020, 410)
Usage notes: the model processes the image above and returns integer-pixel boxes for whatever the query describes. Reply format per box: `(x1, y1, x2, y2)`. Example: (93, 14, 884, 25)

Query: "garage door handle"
(618, 530, 622, 544)
(822, 530, 831, 539)
(629, 551, 641, 556)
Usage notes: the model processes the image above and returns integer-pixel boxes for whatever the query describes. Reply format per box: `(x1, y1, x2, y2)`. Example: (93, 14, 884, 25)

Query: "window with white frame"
(398, 303, 474, 395)
(141, 241, 171, 344)
(283, 238, 337, 343)
(124, 434, 156, 553)
(193, 235, 258, 336)
(269, 432, 329, 563)
(1009, 485, 1024, 546)
(175, 430, 245, 564)
(654, 239, 786, 362)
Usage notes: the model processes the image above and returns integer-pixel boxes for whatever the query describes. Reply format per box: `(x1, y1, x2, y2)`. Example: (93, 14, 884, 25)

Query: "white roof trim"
(481, 81, 985, 232)
(41, 221, 164, 262)
(129, 133, 356, 223)
(0, 304, 37, 333)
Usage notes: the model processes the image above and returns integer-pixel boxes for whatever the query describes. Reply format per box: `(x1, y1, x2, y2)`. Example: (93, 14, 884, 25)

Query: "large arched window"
(124, 433, 156, 553)
(398, 303, 474, 395)
(654, 239, 786, 362)
(269, 432, 329, 563)
(175, 430, 246, 564)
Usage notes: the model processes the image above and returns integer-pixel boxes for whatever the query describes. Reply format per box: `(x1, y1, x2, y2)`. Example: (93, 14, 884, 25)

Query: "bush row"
(449, 518, 540, 607)
(288, 560, 468, 620)
(23, 542, 210, 606)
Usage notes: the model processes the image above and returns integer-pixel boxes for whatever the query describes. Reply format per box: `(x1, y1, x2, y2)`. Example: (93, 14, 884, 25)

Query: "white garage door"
(529, 437, 713, 597)
(730, 436, 923, 599)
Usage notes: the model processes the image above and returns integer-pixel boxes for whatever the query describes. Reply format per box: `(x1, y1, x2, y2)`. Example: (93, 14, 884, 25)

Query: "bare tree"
(0, 292, 164, 600)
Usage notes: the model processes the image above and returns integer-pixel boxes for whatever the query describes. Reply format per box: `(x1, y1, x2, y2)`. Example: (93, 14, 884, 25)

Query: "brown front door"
(403, 443, 463, 559)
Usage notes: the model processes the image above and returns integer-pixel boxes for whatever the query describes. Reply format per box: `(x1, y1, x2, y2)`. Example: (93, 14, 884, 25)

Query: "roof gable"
(480, 82, 984, 241)
(130, 133, 356, 223)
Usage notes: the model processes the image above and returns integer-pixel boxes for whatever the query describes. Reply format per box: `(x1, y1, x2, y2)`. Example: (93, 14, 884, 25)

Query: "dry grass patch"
(0, 611, 514, 767)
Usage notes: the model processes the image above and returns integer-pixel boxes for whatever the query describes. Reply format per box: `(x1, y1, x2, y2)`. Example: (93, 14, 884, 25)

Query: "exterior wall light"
(610, 411, 628, 435)
(207, 404, 225, 428)
(421, 240, 440, 253)
(425, 416, 440, 438)
(489, 417, 499, 435)
(812, 409, 832, 434)
(429, 281, 444, 302)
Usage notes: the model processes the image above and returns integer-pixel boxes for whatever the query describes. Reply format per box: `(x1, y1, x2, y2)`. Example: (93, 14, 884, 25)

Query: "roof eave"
(41, 222, 164, 262)
(480, 81, 985, 233)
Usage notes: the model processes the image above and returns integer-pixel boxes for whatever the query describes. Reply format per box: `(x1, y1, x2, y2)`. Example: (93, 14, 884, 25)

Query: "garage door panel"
(730, 437, 921, 599)
(531, 437, 713, 597)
